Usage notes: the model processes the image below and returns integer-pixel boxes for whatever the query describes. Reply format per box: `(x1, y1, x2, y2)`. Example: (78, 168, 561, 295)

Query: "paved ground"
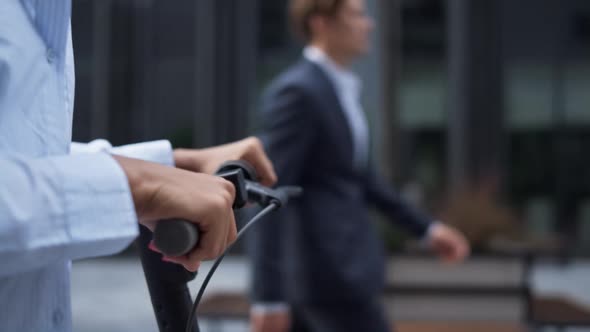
(71, 257, 249, 332)
(71, 256, 590, 332)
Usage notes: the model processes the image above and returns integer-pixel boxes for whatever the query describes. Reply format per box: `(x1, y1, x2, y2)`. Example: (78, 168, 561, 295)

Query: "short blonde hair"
(289, 0, 347, 41)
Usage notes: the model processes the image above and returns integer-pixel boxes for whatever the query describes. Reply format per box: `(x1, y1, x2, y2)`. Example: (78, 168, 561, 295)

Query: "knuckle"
(249, 137, 263, 150)
(223, 193, 234, 208)
(218, 183, 235, 207)
(214, 195, 229, 211)
(216, 242, 227, 256)
(218, 192, 233, 210)
(203, 244, 219, 259)
(243, 136, 262, 153)
(227, 231, 237, 245)
(225, 179, 236, 196)
(202, 246, 217, 259)
(217, 178, 235, 194)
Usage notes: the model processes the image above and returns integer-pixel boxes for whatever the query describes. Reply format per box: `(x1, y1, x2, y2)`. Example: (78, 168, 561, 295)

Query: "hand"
(174, 137, 277, 186)
(251, 311, 291, 332)
(113, 155, 237, 271)
(427, 223, 470, 264)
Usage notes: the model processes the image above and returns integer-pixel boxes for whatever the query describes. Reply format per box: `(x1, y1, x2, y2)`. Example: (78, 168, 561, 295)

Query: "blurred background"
(70, 0, 590, 331)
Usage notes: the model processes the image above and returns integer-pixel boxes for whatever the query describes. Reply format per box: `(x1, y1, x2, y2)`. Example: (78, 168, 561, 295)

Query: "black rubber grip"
(137, 226, 198, 332)
(153, 219, 200, 257)
(152, 161, 253, 257)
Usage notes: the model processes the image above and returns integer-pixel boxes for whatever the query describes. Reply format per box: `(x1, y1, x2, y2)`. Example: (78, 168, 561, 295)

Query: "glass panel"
(399, 60, 447, 129)
(564, 61, 590, 124)
(505, 63, 554, 129)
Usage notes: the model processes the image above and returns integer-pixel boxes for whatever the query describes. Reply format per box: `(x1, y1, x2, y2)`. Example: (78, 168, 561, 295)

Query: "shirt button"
(46, 48, 56, 64)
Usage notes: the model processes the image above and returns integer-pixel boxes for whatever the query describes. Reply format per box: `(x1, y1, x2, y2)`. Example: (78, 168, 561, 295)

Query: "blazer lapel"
(304, 60, 356, 165)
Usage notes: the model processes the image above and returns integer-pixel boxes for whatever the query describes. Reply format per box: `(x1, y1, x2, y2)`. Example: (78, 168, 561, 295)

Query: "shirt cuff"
(422, 220, 442, 246)
(251, 303, 290, 315)
(70, 139, 113, 154)
(49, 153, 139, 260)
(111, 140, 174, 166)
(72, 139, 175, 166)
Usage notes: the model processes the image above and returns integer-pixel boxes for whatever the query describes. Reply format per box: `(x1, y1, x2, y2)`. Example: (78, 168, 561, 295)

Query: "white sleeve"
(0, 153, 138, 276)
(250, 303, 290, 315)
(71, 139, 175, 166)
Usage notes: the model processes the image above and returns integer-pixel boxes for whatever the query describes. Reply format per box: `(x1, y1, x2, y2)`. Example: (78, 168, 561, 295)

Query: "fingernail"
(162, 256, 174, 263)
(148, 241, 157, 251)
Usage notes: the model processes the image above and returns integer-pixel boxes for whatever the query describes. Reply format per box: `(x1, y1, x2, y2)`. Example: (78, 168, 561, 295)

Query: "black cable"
(186, 202, 280, 332)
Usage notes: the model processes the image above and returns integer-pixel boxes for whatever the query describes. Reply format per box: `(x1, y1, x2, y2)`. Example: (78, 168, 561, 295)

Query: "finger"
(464, 241, 471, 258)
(458, 240, 470, 260)
(436, 241, 456, 263)
(220, 186, 237, 248)
(141, 219, 157, 232)
(448, 240, 467, 263)
(184, 259, 202, 271)
(444, 253, 459, 264)
(245, 154, 277, 187)
(255, 153, 278, 187)
(220, 210, 232, 252)
(449, 233, 467, 258)
(442, 247, 455, 262)
(148, 240, 162, 254)
(183, 210, 235, 268)
(244, 139, 277, 186)
(189, 223, 226, 261)
(448, 246, 461, 262)
(226, 211, 238, 245)
(218, 209, 237, 253)
(162, 255, 202, 271)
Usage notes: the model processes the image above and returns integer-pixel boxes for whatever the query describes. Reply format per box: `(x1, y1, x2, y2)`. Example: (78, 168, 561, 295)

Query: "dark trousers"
(290, 299, 391, 332)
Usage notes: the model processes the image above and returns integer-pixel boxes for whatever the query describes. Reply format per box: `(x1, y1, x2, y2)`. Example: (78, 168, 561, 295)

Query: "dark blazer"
(249, 59, 432, 304)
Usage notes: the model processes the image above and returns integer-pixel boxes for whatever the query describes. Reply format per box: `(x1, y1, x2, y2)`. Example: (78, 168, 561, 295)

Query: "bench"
(197, 293, 528, 332)
(385, 252, 590, 331)
(196, 253, 590, 331)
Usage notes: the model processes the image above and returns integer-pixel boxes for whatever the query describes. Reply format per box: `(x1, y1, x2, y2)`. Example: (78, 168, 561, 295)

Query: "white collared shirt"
(304, 46, 370, 170)
(0, 1, 173, 331)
